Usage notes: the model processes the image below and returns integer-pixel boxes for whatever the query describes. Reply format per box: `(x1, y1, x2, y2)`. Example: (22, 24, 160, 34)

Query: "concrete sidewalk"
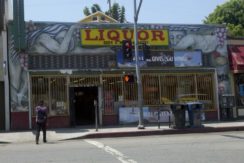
(1, 121, 244, 144)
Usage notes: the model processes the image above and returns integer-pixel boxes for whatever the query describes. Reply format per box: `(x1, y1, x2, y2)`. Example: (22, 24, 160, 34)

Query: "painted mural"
(169, 25, 230, 95)
(8, 22, 230, 112)
(27, 22, 115, 55)
(9, 35, 28, 111)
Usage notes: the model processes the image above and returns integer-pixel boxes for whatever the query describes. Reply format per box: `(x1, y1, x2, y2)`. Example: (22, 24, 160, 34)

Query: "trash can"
(187, 102, 204, 128)
(171, 104, 187, 129)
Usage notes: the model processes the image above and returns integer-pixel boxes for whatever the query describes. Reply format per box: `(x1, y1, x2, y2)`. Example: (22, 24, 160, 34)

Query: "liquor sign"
(81, 29, 169, 46)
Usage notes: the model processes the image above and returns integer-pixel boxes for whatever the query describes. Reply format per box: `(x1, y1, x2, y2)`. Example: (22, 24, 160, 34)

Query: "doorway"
(69, 87, 98, 126)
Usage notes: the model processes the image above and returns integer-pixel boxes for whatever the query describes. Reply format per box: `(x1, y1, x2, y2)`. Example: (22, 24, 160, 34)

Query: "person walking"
(35, 100, 48, 144)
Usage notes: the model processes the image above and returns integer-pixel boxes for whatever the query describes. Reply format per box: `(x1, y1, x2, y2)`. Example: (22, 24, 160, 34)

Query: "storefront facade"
(7, 22, 231, 130)
(228, 40, 244, 119)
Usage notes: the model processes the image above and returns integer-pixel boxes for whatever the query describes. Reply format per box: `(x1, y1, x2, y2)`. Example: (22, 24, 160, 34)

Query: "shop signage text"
(146, 51, 174, 67)
(81, 29, 169, 46)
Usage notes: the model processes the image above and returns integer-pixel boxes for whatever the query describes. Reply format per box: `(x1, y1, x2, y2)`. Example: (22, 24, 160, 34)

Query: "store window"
(160, 75, 177, 103)
(50, 77, 67, 116)
(31, 76, 68, 116)
(196, 73, 214, 109)
(142, 74, 160, 105)
(177, 74, 196, 96)
(102, 76, 123, 114)
(31, 77, 49, 116)
(159, 73, 214, 110)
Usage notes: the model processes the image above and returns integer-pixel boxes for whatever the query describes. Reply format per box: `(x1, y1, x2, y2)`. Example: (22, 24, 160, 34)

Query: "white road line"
(85, 139, 137, 163)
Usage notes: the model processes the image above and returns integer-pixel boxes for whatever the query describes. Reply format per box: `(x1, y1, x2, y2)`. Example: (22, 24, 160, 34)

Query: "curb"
(65, 126, 244, 140)
(0, 141, 10, 144)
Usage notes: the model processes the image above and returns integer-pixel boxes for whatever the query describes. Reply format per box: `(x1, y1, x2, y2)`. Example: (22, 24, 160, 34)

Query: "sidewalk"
(1, 121, 244, 144)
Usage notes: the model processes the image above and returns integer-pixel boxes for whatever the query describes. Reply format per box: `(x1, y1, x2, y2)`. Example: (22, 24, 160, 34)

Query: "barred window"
(142, 74, 160, 105)
(31, 76, 49, 116)
(102, 76, 123, 114)
(50, 77, 67, 116)
(31, 76, 68, 116)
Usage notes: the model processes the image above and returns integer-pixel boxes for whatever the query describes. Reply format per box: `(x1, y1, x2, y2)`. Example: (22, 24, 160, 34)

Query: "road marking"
(85, 139, 137, 163)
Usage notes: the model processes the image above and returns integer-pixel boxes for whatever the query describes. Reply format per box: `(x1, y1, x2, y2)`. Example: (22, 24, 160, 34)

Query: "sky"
(21, 0, 229, 24)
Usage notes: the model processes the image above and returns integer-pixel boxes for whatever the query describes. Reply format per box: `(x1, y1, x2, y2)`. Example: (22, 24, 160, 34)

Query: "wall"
(7, 22, 231, 129)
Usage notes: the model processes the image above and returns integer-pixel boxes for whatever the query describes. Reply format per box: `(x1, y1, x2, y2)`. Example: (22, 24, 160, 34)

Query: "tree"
(107, 3, 126, 23)
(83, 7, 91, 16)
(119, 6, 126, 23)
(111, 3, 119, 21)
(91, 4, 101, 13)
(83, 3, 126, 23)
(204, 0, 244, 37)
(83, 4, 101, 16)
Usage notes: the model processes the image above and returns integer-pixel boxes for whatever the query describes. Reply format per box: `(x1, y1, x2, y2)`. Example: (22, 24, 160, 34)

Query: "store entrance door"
(69, 87, 98, 126)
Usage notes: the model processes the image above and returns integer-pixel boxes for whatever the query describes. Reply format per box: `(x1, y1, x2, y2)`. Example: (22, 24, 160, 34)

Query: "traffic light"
(142, 43, 150, 60)
(122, 40, 133, 60)
(123, 74, 135, 83)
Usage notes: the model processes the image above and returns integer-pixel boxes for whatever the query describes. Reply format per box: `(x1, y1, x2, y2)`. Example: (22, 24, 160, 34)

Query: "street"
(1, 131, 244, 163)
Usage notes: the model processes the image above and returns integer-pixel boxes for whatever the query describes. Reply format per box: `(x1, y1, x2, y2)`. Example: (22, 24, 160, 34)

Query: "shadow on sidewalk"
(48, 126, 90, 134)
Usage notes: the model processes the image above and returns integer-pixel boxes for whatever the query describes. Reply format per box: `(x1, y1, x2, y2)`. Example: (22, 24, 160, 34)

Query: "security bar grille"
(31, 72, 215, 116)
(28, 54, 116, 70)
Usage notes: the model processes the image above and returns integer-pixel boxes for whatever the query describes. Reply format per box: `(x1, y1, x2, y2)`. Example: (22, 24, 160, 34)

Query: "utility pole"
(1, 0, 10, 131)
(107, 0, 112, 17)
(134, 0, 144, 129)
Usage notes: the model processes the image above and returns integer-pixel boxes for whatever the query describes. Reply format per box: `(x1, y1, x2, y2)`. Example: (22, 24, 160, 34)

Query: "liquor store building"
(7, 22, 232, 129)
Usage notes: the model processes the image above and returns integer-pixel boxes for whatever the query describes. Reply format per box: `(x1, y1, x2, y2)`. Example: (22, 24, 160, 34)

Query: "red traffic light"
(122, 40, 133, 60)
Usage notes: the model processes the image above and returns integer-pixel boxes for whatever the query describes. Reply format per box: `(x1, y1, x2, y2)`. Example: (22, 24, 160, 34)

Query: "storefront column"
(99, 75, 103, 125)
(214, 68, 220, 121)
(3, 31, 10, 131)
(27, 71, 32, 129)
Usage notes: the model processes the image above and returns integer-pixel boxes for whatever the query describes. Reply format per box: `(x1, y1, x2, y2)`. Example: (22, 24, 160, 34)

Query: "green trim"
(13, 0, 26, 50)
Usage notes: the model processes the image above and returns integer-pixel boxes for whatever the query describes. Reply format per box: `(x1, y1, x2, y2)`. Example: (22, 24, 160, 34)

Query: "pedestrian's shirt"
(36, 106, 47, 123)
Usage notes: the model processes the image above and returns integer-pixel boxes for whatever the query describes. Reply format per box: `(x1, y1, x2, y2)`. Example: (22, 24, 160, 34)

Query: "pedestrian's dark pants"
(36, 122, 46, 144)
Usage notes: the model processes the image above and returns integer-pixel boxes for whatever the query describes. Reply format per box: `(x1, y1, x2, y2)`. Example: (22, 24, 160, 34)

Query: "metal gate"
(30, 72, 215, 117)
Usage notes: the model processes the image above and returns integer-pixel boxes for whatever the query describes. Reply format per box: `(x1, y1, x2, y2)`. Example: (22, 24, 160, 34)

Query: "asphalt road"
(1, 131, 244, 163)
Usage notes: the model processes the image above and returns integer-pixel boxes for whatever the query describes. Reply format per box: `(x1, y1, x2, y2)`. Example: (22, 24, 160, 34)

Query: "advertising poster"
(145, 50, 174, 67)
(117, 50, 174, 68)
(117, 50, 147, 68)
(119, 106, 172, 124)
(174, 50, 202, 67)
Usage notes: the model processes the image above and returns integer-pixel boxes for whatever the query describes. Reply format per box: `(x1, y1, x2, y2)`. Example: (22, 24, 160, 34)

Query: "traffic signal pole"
(134, 0, 144, 129)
